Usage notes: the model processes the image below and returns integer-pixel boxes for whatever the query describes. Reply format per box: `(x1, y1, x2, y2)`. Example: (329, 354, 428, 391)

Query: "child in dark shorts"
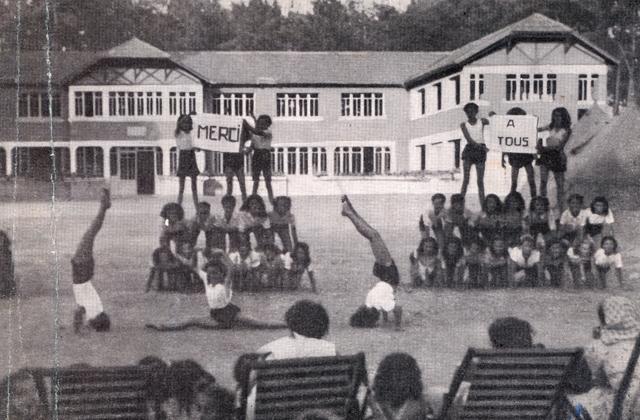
(502, 107, 537, 198)
(224, 122, 248, 201)
(244, 114, 274, 204)
(460, 102, 489, 206)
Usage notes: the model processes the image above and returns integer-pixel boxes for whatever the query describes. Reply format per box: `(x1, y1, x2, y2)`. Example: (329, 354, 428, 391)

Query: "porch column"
(102, 146, 111, 179)
(162, 145, 171, 176)
(4, 146, 11, 176)
(327, 147, 334, 175)
(69, 145, 78, 174)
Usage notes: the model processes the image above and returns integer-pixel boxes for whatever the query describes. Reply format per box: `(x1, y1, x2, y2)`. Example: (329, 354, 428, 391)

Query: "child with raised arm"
(342, 195, 402, 330)
(269, 196, 298, 254)
(145, 249, 287, 331)
(72, 188, 112, 334)
(244, 114, 275, 204)
(460, 102, 489, 206)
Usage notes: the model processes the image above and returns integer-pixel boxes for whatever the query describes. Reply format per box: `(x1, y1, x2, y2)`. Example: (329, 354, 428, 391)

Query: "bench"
(31, 365, 148, 420)
(439, 347, 584, 420)
(249, 353, 368, 420)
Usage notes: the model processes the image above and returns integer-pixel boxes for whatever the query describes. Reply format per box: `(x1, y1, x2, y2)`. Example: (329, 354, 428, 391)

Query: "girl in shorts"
(342, 195, 402, 330)
(174, 114, 200, 209)
(244, 114, 274, 204)
(584, 196, 615, 243)
(537, 107, 572, 212)
(460, 102, 489, 206)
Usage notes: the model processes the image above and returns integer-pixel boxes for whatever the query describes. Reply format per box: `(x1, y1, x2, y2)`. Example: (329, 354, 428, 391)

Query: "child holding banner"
(244, 114, 275, 204)
(175, 114, 199, 210)
(224, 120, 250, 202)
(537, 107, 572, 213)
(503, 107, 537, 198)
(460, 102, 489, 207)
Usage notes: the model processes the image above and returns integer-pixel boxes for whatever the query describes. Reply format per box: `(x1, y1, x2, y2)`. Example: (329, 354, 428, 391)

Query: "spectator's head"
(550, 107, 572, 130)
(506, 107, 526, 116)
(597, 296, 640, 344)
(241, 194, 267, 217)
(296, 410, 342, 420)
(529, 196, 550, 214)
(490, 237, 507, 257)
(443, 236, 464, 263)
(590, 196, 610, 216)
(88, 312, 111, 332)
(417, 237, 439, 258)
(175, 114, 193, 135)
(431, 193, 446, 212)
(567, 194, 584, 214)
(197, 383, 235, 420)
(504, 191, 525, 213)
(160, 202, 185, 223)
(164, 360, 215, 418)
(484, 194, 503, 215)
(292, 242, 311, 267)
(285, 300, 329, 339)
(450, 194, 465, 212)
(138, 356, 170, 417)
(274, 196, 292, 215)
(463, 102, 479, 119)
(204, 260, 227, 286)
(350, 305, 380, 328)
(373, 353, 424, 410)
(488, 317, 534, 348)
(221, 195, 237, 214)
(578, 238, 595, 258)
(601, 236, 618, 255)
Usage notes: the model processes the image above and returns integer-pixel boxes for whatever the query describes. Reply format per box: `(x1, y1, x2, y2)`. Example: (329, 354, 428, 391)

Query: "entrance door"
(363, 147, 374, 174)
(136, 150, 155, 195)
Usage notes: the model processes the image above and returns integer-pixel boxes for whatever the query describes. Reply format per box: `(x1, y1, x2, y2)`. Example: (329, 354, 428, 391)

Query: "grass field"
(1, 193, 640, 391)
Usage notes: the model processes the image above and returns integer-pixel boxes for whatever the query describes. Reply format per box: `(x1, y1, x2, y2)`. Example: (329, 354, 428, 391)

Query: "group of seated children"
(410, 192, 624, 289)
(146, 194, 316, 294)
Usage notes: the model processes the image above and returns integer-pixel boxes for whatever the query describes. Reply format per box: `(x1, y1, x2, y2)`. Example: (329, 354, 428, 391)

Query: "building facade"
(0, 13, 617, 196)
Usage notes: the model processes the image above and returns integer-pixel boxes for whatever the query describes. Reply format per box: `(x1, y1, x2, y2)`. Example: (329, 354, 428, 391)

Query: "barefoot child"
(146, 236, 181, 292)
(482, 237, 511, 288)
(269, 196, 298, 254)
(145, 250, 286, 331)
(442, 237, 466, 289)
(174, 114, 200, 209)
(508, 234, 543, 287)
(594, 236, 624, 289)
(244, 114, 274, 204)
(543, 238, 571, 288)
(410, 237, 443, 288)
(228, 241, 262, 291)
(460, 102, 489, 206)
(584, 196, 615, 243)
(568, 238, 596, 288)
(72, 188, 112, 333)
(212, 195, 241, 252)
(342, 196, 402, 330)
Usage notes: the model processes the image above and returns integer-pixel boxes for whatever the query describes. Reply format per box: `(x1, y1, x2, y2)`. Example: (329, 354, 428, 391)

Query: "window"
(287, 147, 297, 175)
(340, 93, 383, 117)
(469, 74, 484, 101)
(299, 147, 309, 174)
(205, 151, 223, 176)
(450, 75, 461, 105)
(311, 147, 327, 174)
(418, 88, 426, 115)
(351, 147, 362, 174)
(170, 147, 178, 176)
(119, 149, 136, 180)
(110, 148, 118, 176)
(579, 74, 599, 101)
(434, 83, 442, 111)
(276, 93, 319, 118)
(211, 93, 253, 116)
(506, 74, 517, 101)
(417, 145, 426, 171)
(155, 147, 163, 176)
(19, 92, 61, 118)
(271, 147, 285, 175)
(547, 74, 557, 100)
(533, 74, 544, 100)
(506, 74, 556, 102)
(76, 147, 104, 178)
(169, 92, 177, 116)
(519, 74, 530, 101)
(0, 148, 5, 176)
(74, 91, 103, 117)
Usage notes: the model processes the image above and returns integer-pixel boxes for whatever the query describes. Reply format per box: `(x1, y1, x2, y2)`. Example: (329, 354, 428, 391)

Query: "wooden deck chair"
(249, 353, 368, 420)
(438, 347, 584, 420)
(31, 365, 148, 420)
(609, 334, 640, 420)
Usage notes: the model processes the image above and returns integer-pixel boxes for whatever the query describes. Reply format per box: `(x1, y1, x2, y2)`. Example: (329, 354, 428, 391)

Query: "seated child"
(71, 188, 111, 334)
(501, 192, 526, 248)
(185, 201, 216, 248)
(212, 195, 241, 252)
(421, 193, 447, 251)
(175, 241, 205, 293)
(342, 195, 402, 330)
(159, 202, 189, 249)
(288, 242, 317, 292)
(269, 196, 298, 254)
(542, 237, 571, 288)
(482, 237, 510, 288)
(442, 236, 466, 289)
(584, 196, 615, 242)
(475, 194, 503, 245)
(238, 194, 273, 249)
(145, 249, 287, 331)
(410, 237, 444, 288)
(464, 238, 486, 288)
(568, 238, 596, 288)
(594, 236, 624, 289)
(444, 194, 477, 247)
(259, 243, 289, 290)
(559, 194, 586, 244)
(508, 234, 543, 287)
(228, 241, 262, 292)
(525, 196, 556, 248)
(146, 236, 181, 292)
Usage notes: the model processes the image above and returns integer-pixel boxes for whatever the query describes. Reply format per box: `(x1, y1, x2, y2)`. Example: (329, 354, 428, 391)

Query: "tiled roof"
(0, 51, 100, 85)
(405, 13, 618, 87)
(106, 37, 170, 59)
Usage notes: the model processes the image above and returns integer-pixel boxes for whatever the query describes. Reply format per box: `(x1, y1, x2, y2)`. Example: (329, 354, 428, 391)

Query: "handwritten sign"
(192, 114, 245, 153)
(487, 115, 538, 154)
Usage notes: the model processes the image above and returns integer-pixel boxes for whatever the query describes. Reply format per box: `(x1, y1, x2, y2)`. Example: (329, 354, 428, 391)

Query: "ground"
(1, 193, 640, 392)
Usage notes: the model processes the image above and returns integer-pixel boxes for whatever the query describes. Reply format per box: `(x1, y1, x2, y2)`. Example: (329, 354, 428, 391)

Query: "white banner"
(192, 114, 245, 153)
(486, 115, 538, 154)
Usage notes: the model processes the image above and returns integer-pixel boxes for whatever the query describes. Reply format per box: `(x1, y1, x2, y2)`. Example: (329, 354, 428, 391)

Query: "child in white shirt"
(594, 236, 624, 288)
(508, 234, 543, 287)
(559, 194, 587, 244)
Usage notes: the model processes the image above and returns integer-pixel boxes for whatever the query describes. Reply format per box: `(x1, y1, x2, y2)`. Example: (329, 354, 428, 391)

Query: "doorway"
(363, 147, 374, 174)
(136, 150, 155, 194)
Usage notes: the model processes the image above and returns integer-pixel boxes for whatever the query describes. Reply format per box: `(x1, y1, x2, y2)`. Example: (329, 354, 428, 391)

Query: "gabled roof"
(105, 37, 170, 59)
(171, 51, 450, 86)
(405, 13, 618, 88)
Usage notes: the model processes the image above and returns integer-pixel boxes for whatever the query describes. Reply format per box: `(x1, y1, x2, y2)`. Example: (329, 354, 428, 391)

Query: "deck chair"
(31, 365, 148, 420)
(608, 334, 640, 420)
(248, 353, 368, 420)
(439, 347, 584, 420)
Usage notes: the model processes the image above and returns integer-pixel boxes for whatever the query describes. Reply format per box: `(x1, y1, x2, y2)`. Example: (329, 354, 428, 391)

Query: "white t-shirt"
(594, 249, 623, 269)
(560, 209, 588, 228)
(281, 252, 293, 270)
(365, 281, 396, 312)
(584, 209, 615, 225)
(464, 121, 485, 144)
(175, 131, 195, 151)
(72, 281, 104, 320)
(237, 211, 271, 233)
(509, 247, 541, 268)
(258, 333, 337, 360)
(229, 250, 262, 269)
(205, 283, 232, 310)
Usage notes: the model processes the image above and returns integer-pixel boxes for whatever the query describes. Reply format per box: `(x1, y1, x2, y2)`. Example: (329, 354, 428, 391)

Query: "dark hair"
(529, 196, 550, 213)
(506, 107, 527, 116)
(221, 195, 237, 208)
(488, 317, 534, 348)
(469, 236, 486, 251)
(274, 196, 292, 210)
(160, 202, 185, 221)
(549, 107, 572, 130)
(490, 237, 508, 257)
(292, 242, 312, 268)
(373, 353, 424, 409)
(567, 194, 584, 205)
(450, 193, 465, 205)
(138, 356, 170, 405)
(417, 237, 439, 257)
(285, 300, 329, 339)
(88, 312, 111, 332)
(166, 360, 215, 416)
(175, 114, 193, 136)
(598, 303, 606, 325)
(431, 193, 446, 203)
(483, 194, 503, 215)
(0, 368, 49, 419)
(257, 114, 272, 127)
(545, 236, 566, 254)
(197, 201, 211, 211)
(240, 194, 267, 216)
(590, 196, 610, 215)
(233, 353, 263, 386)
(350, 305, 380, 328)
(601, 236, 618, 252)
(152, 246, 175, 266)
(262, 242, 282, 256)
(519, 234, 536, 247)
(0, 230, 11, 252)
(203, 259, 228, 279)
(504, 191, 525, 213)
(199, 384, 235, 420)
(463, 102, 479, 114)
(443, 236, 464, 264)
